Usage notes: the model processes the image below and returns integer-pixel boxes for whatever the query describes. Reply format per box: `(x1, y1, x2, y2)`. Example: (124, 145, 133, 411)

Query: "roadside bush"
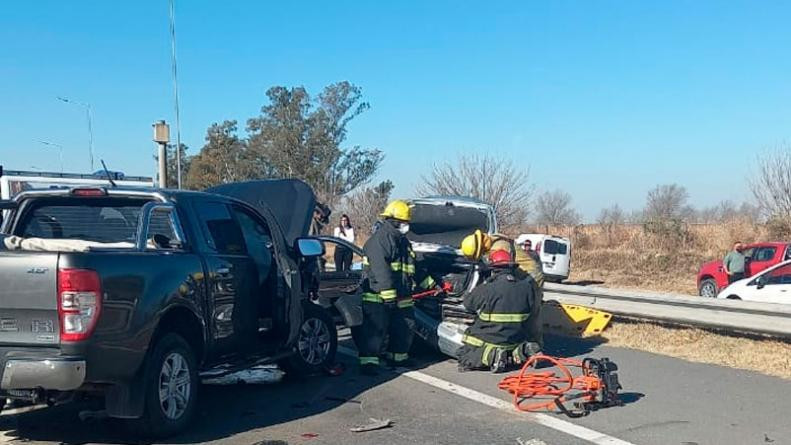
(642, 219, 695, 251)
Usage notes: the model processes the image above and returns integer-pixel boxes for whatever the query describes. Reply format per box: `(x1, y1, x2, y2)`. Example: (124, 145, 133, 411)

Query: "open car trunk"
(407, 202, 491, 248)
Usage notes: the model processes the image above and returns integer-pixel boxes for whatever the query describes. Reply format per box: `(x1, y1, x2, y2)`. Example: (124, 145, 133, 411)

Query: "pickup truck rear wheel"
(279, 303, 337, 377)
(137, 333, 198, 438)
(699, 279, 718, 298)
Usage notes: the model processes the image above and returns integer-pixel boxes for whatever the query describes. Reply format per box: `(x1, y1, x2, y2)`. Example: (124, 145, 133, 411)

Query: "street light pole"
(57, 96, 94, 171)
(38, 140, 64, 173)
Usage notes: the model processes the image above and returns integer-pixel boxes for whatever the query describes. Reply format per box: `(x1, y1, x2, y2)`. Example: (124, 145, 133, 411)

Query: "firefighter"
(352, 199, 417, 375)
(458, 249, 540, 373)
(461, 229, 544, 349)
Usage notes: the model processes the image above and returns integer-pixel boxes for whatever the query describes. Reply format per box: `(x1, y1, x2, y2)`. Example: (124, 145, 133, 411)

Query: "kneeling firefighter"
(458, 249, 540, 372)
(352, 200, 418, 375)
(461, 229, 544, 349)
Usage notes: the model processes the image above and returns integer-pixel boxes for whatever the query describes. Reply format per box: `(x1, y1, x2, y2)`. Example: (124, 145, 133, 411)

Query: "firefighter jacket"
(463, 269, 536, 346)
(491, 236, 544, 287)
(362, 220, 416, 306)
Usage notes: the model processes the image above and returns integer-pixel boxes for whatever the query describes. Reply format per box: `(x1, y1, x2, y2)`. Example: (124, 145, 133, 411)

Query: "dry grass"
(515, 221, 770, 295)
(598, 321, 791, 380)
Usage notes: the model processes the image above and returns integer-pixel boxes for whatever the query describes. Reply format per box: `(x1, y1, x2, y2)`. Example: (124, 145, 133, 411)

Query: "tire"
(699, 279, 718, 298)
(279, 303, 338, 376)
(135, 333, 198, 438)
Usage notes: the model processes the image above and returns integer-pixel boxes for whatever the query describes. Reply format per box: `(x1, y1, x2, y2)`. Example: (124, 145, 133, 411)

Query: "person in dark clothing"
(458, 249, 540, 373)
(352, 200, 417, 375)
(333, 214, 355, 272)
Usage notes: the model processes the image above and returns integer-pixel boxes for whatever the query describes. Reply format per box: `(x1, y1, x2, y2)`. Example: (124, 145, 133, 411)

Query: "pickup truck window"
(233, 207, 274, 284)
(16, 198, 149, 243)
(195, 201, 247, 255)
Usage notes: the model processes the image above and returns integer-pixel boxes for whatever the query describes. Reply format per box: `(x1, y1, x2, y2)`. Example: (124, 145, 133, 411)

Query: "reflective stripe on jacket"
(463, 269, 536, 346)
(362, 220, 416, 303)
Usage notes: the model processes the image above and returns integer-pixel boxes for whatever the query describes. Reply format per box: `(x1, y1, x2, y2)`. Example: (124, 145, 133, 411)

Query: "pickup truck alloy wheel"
(298, 318, 332, 366)
(699, 279, 718, 298)
(158, 352, 192, 420)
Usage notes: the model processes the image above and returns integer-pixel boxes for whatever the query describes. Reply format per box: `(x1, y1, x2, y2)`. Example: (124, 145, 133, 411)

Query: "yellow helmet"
(380, 199, 411, 222)
(460, 229, 491, 260)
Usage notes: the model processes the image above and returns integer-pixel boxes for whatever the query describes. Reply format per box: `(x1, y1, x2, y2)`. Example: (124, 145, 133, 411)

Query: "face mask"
(398, 223, 410, 234)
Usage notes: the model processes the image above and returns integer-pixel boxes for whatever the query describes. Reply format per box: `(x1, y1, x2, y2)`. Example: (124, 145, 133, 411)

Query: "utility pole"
(169, 0, 183, 189)
(153, 120, 170, 188)
(57, 96, 94, 171)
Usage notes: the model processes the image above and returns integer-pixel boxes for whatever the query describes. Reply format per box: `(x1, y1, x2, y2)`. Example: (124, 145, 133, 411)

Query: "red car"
(697, 242, 791, 297)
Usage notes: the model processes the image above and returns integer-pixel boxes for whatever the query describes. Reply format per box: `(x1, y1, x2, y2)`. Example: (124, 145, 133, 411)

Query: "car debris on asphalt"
(350, 418, 393, 433)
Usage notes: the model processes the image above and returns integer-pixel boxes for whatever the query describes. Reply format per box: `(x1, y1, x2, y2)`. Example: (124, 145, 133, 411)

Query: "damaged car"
(0, 179, 336, 437)
(316, 196, 497, 357)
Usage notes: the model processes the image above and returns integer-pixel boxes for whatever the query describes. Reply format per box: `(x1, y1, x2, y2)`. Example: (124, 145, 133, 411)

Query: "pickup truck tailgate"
(0, 252, 60, 345)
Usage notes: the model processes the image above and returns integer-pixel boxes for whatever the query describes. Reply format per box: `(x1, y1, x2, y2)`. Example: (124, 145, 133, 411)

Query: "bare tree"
(340, 180, 394, 235)
(751, 146, 791, 220)
(597, 204, 625, 226)
(694, 200, 760, 223)
(644, 184, 694, 222)
(534, 189, 581, 226)
(416, 153, 534, 228)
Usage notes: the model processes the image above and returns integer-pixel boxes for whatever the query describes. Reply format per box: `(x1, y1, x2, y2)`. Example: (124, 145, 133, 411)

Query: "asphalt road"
(1, 333, 789, 445)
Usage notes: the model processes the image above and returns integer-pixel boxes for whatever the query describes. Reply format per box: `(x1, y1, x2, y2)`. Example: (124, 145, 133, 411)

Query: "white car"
(515, 233, 572, 283)
(716, 260, 791, 304)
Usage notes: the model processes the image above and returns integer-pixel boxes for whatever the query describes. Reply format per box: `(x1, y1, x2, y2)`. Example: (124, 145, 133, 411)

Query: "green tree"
(246, 82, 383, 205)
(185, 120, 260, 190)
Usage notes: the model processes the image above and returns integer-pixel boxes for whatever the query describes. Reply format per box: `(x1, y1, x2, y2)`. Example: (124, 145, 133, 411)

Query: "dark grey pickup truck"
(0, 180, 336, 437)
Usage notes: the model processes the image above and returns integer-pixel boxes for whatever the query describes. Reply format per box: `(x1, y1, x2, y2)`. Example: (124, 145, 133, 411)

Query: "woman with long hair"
(333, 214, 355, 271)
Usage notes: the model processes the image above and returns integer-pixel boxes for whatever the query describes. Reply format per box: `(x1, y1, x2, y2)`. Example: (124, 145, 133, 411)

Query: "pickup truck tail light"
(57, 269, 102, 342)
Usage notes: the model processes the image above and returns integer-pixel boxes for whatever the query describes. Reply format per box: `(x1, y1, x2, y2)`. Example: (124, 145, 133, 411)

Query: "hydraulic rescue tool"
(498, 354, 623, 418)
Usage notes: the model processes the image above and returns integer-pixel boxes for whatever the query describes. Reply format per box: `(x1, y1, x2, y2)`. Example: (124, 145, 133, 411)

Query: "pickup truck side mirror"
(296, 238, 325, 257)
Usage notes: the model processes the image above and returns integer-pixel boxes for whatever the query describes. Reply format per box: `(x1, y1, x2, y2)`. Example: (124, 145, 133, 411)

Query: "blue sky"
(2, 1, 790, 220)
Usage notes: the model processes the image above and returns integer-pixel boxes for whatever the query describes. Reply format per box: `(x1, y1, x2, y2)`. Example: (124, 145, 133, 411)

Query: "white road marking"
(338, 346, 635, 445)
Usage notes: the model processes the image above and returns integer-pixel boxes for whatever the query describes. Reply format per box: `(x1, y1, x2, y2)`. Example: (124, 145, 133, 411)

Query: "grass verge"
(597, 319, 791, 380)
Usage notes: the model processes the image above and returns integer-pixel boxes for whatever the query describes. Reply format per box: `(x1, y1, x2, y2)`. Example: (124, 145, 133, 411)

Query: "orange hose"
(498, 354, 603, 413)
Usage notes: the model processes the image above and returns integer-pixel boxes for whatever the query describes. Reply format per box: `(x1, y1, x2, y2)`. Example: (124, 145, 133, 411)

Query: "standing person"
(352, 200, 416, 375)
(333, 214, 355, 272)
(724, 241, 747, 284)
(458, 249, 540, 373)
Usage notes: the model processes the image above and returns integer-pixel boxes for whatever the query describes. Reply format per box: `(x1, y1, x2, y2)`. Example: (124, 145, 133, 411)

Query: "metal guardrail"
(543, 282, 791, 338)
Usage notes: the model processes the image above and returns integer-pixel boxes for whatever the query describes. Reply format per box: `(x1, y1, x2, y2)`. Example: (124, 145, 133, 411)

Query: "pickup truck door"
(193, 201, 259, 362)
(317, 237, 364, 300)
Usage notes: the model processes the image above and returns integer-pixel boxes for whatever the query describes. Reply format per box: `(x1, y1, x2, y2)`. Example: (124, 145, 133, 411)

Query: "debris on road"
(202, 366, 285, 385)
(350, 418, 393, 433)
(517, 439, 548, 445)
(300, 432, 319, 439)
